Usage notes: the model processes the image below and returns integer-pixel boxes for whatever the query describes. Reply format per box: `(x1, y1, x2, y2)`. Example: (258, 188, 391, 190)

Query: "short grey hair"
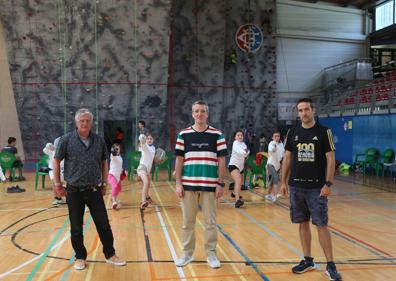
(192, 100, 209, 114)
(75, 108, 94, 122)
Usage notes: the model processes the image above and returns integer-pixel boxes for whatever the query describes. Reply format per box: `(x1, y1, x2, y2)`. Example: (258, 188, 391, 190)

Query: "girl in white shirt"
(228, 129, 249, 208)
(43, 139, 65, 205)
(0, 165, 6, 182)
(137, 133, 156, 210)
(108, 143, 125, 210)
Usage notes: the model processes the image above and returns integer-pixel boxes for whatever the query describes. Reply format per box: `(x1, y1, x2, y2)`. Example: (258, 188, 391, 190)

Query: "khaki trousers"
(181, 191, 217, 257)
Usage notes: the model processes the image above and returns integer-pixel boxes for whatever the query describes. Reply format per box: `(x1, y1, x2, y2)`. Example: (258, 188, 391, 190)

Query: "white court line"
(155, 206, 186, 281)
(0, 233, 70, 280)
(0, 207, 68, 212)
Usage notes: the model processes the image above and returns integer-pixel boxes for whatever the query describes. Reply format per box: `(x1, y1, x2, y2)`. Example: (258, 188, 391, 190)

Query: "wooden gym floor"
(0, 172, 395, 281)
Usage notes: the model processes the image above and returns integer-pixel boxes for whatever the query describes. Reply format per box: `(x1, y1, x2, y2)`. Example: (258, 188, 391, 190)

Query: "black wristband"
(325, 181, 333, 187)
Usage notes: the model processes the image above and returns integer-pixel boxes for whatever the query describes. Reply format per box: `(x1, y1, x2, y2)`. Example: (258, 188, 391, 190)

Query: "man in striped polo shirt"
(174, 100, 227, 269)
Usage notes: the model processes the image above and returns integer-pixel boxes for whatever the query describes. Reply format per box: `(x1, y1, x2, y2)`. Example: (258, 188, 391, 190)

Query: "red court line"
(152, 265, 396, 280)
(251, 189, 394, 259)
(328, 225, 393, 257)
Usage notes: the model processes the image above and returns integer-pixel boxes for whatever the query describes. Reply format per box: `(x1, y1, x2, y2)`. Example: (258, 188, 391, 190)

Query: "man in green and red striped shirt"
(174, 100, 227, 269)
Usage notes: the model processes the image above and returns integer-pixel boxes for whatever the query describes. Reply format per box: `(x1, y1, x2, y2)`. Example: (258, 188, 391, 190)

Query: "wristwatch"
(325, 181, 333, 187)
(218, 182, 225, 188)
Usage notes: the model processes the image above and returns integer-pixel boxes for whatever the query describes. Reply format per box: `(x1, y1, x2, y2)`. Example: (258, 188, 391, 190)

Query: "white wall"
(0, 22, 24, 159)
(276, 0, 367, 97)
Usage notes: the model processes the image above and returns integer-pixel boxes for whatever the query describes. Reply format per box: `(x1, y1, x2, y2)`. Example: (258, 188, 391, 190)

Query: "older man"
(174, 100, 227, 269)
(53, 108, 125, 270)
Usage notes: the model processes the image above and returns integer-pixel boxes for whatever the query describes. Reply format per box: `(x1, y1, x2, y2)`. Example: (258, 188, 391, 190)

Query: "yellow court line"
(36, 232, 70, 281)
(84, 193, 113, 281)
(152, 181, 199, 281)
(164, 181, 247, 281)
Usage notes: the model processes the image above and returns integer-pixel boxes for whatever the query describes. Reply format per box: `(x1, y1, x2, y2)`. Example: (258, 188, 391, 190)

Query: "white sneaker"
(271, 195, 278, 203)
(105, 255, 126, 266)
(206, 254, 221, 268)
(276, 193, 282, 198)
(112, 201, 119, 210)
(175, 255, 194, 267)
(52, 199, 66, 205)
(265, 194, 274, 201)
(74, 259, 86, 270)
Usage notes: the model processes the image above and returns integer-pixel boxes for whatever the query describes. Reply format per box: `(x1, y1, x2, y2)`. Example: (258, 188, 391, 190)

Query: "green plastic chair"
(127, 151, 141, 180)
(353, 147, 381, 175)
(381, 148, 395, 177)
(0, 151, 17, 181)
(243, 155, 267, 188)
(151, 151, 173, 181)
(35, 154, 50, 190)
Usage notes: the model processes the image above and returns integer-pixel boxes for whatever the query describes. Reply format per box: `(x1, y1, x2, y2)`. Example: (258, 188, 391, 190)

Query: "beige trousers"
(181, 191, 217, 257)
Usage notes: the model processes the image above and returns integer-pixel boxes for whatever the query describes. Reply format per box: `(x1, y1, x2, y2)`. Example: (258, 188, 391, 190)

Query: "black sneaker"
(15, 185, 25, 192)
(235, 199, 244, 208)
(292, 259, 315, 274)
(7, 186, 17, 193)
(326, 264, 342, 280)
(7, 186, 24, 193)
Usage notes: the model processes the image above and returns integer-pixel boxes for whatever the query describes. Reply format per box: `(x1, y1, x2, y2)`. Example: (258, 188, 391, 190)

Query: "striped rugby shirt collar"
(175, 125, 227, 191)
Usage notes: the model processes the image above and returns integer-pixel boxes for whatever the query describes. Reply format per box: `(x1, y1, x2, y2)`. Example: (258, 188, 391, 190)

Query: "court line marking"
(155, 205, 187, 280)
(84, 233, 101, 281)
(164, 181, 250, 281)
(251, 189, 394, 262)
(152, 182, 189, 280)
(24, 219, 70, 281)
(0, 231, 70, 280)
(82, 193, 113, 281)
(59, 212, 94, 281)
(37, 226, 70, 281)
(43, 232, 99, 281)
(226, 196, 303, 257)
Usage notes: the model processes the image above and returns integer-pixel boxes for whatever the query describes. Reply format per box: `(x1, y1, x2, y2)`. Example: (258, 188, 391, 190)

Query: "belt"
(66, 184, 99, 192)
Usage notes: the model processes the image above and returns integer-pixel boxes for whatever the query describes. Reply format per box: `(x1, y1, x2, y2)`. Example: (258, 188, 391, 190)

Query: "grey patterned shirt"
(55, 130, 108, 187)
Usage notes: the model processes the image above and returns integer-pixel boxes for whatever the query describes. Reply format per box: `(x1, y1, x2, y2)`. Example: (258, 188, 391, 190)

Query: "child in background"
(108, 143, 126, 210)
(228, 129, 249, 208)
(265, 131, 285, 202)
(0, 165, 6, 182)
(137, 133, 156, 210)
(43, 140, 66, 205)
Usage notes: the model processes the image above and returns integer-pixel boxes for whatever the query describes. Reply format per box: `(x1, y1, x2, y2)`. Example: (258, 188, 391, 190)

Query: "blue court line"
(25, 219, 69, 281)
(60, 215, 93, 281)
(273, 199, 390, 260)
(217, 224, 270, 281)
(223, 196, 303, 258)
(333, 179, 396, 211)
(250, 189, 390, 259)
(237, 207, 303, 257)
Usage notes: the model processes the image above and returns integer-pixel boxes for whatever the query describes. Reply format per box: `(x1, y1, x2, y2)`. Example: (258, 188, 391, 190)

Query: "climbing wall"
(0, 0, 171, 161)
(168, 0, 277, 147)
(222, 0, 277, 138)
(0, 0, 276, 161)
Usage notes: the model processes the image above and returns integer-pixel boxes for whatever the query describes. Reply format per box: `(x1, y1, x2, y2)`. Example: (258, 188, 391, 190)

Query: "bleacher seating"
(323, 67, 396, 117)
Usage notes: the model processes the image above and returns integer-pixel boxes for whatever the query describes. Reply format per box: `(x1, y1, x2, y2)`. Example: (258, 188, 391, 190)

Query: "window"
(375, 0, 395, 31)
